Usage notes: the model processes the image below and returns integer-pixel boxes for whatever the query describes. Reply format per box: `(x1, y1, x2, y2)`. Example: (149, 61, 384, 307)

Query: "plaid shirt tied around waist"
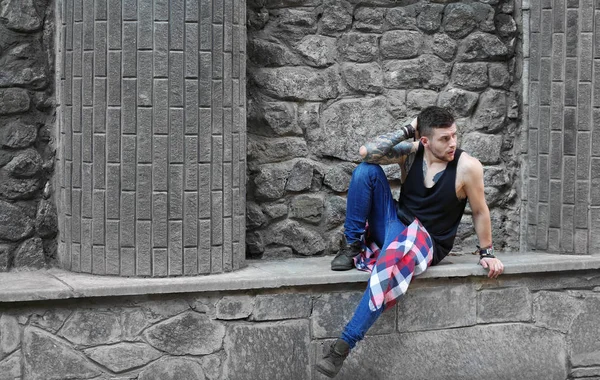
(354, 218, 433, 312)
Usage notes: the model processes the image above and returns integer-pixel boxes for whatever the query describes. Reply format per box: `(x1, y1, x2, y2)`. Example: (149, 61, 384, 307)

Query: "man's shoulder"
(457, 151, 483, 179)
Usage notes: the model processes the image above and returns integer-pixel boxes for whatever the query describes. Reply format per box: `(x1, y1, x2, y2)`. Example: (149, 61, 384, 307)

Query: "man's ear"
(420, 135, 428, 147)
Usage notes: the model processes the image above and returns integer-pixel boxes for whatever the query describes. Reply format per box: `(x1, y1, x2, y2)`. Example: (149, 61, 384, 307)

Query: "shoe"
(315, 339, 350, 378)
(330, 241, 362, 271)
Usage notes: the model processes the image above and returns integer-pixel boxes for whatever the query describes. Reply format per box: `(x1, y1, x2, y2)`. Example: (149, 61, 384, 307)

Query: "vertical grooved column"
(58, 0, 246, 276)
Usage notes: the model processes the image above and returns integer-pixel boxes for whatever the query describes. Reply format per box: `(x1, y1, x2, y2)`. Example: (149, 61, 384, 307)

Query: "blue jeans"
(341, 163, 403, 349)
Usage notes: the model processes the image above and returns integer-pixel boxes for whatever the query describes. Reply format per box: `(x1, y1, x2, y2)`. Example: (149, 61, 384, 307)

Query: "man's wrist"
(401, 124, 415, 139)
(477, 244, 495, 259)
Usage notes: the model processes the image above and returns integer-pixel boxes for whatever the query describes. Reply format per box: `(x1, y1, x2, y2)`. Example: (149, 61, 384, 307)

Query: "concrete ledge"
(1, 252, 600, 303)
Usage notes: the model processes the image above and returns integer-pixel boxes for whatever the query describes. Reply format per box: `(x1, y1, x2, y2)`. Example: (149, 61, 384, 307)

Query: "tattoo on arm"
(363, 130, 412, 163)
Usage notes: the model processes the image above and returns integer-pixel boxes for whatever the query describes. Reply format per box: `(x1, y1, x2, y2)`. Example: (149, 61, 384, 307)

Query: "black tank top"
(397, 143, 467, 265)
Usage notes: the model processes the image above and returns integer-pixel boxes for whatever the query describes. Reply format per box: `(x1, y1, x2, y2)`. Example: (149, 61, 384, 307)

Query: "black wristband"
(403, 124, 415, 139)
(477, 244, 495, 259)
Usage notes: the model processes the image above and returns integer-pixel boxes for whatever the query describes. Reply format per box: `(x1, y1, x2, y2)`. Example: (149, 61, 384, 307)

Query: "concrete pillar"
(56, 0, 246, 276)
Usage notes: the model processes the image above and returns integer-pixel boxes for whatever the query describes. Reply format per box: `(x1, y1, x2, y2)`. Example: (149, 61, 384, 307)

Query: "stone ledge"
(1, 252, 600, 303)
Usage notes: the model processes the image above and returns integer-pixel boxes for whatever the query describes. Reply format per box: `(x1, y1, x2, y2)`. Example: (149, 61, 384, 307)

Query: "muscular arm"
(359, 120, 417, 163)
(461, 156, 503, 278)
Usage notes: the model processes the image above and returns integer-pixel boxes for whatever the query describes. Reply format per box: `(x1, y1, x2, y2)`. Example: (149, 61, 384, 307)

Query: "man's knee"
(352, 162, 386, 181)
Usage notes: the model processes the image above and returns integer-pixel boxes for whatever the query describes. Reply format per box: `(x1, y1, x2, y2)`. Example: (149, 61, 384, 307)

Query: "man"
(315, 106, 504, 378)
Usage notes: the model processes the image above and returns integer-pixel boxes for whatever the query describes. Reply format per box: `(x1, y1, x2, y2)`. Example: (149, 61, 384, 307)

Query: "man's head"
(417, 106, 458, 162)
(416, 106, 455, 138)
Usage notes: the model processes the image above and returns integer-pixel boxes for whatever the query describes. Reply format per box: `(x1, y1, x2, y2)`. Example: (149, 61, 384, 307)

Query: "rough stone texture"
(246, 0, 520, 258)
(0, 0, 55, 272)
(4, 149, 43, 178)
(397, 284, 477, 332)
(334, 324, 567, 380)
(471, 89, 507, 133)
(35, 198, 58, 238)
(568, 295, 600, 367)
(294, 35, 337, 67)
(314, 98, 395, 162)
(222, 320, 311, 380)
(266, 219, 326, 255)
(143, 312, 225, 355)
(84, 343, 162, 373)
(533, 291, 583, 333)
(0, 0, 43, 32)
(477, 287, 532, 323)
(216, 296, 255, 320)
(250, 293, 312, 321)
(138, 358, 206, 380)
(0, 314, 19, 356)
(23, 327, 101, 380)
(13, 237, 44, 269)
(0, 200, 34, 241)
(0, 351, 21, 379)
(59, 310, 122, 346)
(0, 88, 30, 115)
(289, 194, 324, 224)
(2, 268, 600, 380)
(312, 291, 396, 338)
(1, 121, 38, 149)
(437, 88, 479, 117)
(341, 62, 383, 93)
(251, 67, 340, 101)
(460, 132, 503, 165)
(380, 30, 423, 59)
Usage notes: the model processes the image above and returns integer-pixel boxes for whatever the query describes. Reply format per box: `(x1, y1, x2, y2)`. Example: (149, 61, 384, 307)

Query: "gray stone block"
(168, 165, 183, 219)
(539, 58, 551, 106)
(150, 192, 166, 248)
(200, 0, 212, 50)
(223, 320, 310, 380)
(212, 136, 223, 189)
(199, 163, 211, 218)
(397, 284, 476, 332)
(184, 193, 198, 245)
(561, 205, 575, 252)
(212, 191, 223, 245)
(105, 220, 119, 275)
(568, 295, 600, 366)
(577, 132, 591, 180)
(153, 248, 168, 276)
(168, 221, 183, 275)
(23, 327, 101, 380)
(564, 107, 577, 154)
(592, 158, 600, 205)
(107, 52, 121, 106)
(92, 190, 105, 245)
(0, 88, 30, 115)
(14, 237, 45, 269)
(85, 342, 161, 373)
(119, 191, 134, 247)
(136, 220, 152, 275)
(331, 324, 567, 380)
(211, 245, 223, 273)
(81, 218, 92, 272)
(566, 10, 579, 57)
(107, 0, 121, 49)
(153, 22, 168, 77)
(477, 287, 532, 323)
(136, 164, 152, 220)
(250, 293, 311, 321)
(139, 357, 206, 380)
(575, 181, 590, 229)
(152, 136, 168, 190)
(565, 59, 578, 106)
(549, 180, 562, 228)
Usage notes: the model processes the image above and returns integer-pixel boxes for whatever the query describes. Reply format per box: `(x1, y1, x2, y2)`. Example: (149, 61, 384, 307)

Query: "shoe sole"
(331, 263, 354, 271)
(315, 363, 336, 378)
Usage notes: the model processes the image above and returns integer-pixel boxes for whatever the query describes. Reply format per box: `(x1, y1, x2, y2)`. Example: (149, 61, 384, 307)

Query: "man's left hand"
(479, 257, 504, 279)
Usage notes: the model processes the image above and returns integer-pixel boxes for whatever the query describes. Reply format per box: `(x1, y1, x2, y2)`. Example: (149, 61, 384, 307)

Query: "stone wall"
(1, 270, 600, 379)
(245, 0, 523, 260)
(0, 0, 58, 271)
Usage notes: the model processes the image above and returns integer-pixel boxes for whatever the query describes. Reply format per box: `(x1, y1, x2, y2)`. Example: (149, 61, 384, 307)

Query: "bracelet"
(402, 124, 415, 139)
(477, 244, 495, 259)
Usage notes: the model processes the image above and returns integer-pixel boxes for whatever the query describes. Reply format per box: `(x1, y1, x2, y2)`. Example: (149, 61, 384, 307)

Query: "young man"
(316, 106, 504, 378)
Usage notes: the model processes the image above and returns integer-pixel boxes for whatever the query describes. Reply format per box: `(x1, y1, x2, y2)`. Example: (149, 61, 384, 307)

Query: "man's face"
(421, 123, 458, 162)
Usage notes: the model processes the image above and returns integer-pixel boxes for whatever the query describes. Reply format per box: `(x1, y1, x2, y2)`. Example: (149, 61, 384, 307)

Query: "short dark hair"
(417, 106, 455, 138)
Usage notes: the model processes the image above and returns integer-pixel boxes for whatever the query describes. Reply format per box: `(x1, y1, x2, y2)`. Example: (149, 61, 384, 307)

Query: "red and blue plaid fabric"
(354, 219, 433, 312)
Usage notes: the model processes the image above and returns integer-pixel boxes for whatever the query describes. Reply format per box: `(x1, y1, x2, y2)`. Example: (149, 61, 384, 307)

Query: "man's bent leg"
(331, 163, 397, 271)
